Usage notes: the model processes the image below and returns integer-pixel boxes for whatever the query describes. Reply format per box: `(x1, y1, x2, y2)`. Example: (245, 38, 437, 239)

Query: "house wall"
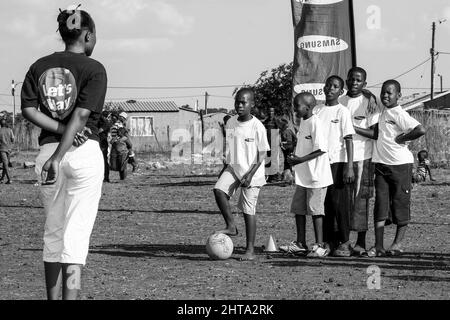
(126, 110, 200, 153)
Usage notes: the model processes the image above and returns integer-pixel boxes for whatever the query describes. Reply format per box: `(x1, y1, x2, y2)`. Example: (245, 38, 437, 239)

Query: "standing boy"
(357, 80, 426, 257)
(264, 107, 280, 182)
(0, 118, 14, 184)
(279, 93, 333, 257)
(339, 67, 380, 256)
(314, 76, 356, 257)
(213, 88, 270, 261)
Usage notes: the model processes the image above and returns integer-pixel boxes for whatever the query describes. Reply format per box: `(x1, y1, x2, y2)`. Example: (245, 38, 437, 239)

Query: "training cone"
(264, 235, 278, 252)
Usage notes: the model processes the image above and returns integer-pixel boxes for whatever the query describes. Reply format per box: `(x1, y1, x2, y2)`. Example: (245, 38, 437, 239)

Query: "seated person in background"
(412, 150, 435, 183)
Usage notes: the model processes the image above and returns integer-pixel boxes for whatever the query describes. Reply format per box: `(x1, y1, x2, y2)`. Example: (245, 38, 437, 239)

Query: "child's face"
(346, 71, 366, 96)
(418, 152, 428, 162)
(380, 84, 401, 108)
(294, 99, 310, 119)
(234, 92, 253, 117)
(324, 78, 344, 102)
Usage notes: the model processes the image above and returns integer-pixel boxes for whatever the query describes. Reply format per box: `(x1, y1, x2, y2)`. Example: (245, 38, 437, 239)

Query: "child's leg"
(44, 262, 63, 300)
(312, 216, 324, 244)
(351, 161, 372, 249)
(243, 214, 256, 260)
(333, 163, 351, 245)
(62, 264, 82, 300)
(213, 169, 240, 235)
(309, 187, 327, 245)
(295, 215, 307, 246)
(290, 186, 307, 247)
(323, 164, 341, 247)
(214, 189, 237, 235)
(374, 220, 385, 251)
(238, 187, 261, 260)
(373, 164, 391, 252)
(392, 224, 408, 248)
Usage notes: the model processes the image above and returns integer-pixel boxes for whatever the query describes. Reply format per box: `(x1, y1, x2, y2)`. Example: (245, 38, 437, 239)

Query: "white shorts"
(35, 140, 104, 265)
(214, 167, 261, 216)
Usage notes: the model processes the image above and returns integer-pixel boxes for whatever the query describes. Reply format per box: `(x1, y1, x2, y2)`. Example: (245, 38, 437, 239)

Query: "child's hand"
(240, 175, 252, 188)
(287, 154, 302, 166)
(344, 165, 355, 184)
(395, 133, 406, 145)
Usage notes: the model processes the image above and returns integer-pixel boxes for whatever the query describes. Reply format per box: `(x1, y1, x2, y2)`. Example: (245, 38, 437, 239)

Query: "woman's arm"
(22, 107, 66, 135)
(41, 108, 91, 184)
(22, 107, 90, 147)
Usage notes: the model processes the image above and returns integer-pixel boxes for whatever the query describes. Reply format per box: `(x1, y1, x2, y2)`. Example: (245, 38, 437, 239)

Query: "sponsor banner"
(291, 0, 356, 101)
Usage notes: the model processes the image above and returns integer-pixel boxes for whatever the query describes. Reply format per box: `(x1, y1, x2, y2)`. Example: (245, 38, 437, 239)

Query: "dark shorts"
(374, 163, 412, 226)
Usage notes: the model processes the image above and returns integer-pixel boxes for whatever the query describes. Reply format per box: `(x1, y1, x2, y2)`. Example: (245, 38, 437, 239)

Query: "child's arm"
(125, 137, 133, 150)
(287, 150, 325, 166)
(344, 137, 355, 184)
(354, 124, 378, 140)
(395, 125, 426, 145)
(240, 151, 266, 188)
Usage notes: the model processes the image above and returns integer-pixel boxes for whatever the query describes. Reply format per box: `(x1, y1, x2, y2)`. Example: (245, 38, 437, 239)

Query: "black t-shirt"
(21, 51, 107, 146)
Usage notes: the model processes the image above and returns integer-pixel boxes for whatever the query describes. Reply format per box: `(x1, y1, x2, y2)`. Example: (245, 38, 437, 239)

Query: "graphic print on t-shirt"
(38, 68, 78, 120)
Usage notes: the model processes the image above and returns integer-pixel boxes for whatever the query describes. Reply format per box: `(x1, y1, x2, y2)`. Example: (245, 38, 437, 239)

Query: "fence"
(409, 110, 450, 167)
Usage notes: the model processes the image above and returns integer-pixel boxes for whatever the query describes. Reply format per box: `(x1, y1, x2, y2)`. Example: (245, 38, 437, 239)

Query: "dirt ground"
(0, 151, 449, 300)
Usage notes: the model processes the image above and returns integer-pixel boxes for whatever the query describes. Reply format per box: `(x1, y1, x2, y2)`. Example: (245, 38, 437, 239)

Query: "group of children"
(98, 111, 137, 182)
(215, 67, 427, 260)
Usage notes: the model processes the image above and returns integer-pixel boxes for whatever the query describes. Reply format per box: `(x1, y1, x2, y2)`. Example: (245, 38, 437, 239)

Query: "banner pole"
(348, 0, 357, 67)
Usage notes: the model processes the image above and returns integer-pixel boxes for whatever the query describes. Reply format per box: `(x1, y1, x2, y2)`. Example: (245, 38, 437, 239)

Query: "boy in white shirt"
(213, 88, 270, 261)
(314, 75, 356, 257)
(279, 93, 333, 257)
(339, 67, 380, 256)
(356, 80, 426, 257)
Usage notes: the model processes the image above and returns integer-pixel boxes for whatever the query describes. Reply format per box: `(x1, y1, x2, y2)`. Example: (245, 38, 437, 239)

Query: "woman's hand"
(41, 157, 61, 185)
(73, 127, 92, 147)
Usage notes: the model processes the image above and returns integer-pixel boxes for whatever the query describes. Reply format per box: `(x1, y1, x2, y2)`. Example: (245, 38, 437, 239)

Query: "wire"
(367, 57, 432, 88)
(107, 84, 245, 90)
(209, 95, 235, 99)
(105, 95, 204, 101)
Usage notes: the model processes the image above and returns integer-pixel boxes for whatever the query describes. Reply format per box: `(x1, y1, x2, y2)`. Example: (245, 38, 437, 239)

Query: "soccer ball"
(206, 233, 234, 260)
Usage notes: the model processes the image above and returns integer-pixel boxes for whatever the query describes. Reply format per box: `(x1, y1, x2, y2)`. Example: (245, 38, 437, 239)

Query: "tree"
(234, 62, 294, 120)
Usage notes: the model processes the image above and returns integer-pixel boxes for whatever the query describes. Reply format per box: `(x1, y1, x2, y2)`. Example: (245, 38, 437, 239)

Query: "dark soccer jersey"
(21, 51, 107, 146)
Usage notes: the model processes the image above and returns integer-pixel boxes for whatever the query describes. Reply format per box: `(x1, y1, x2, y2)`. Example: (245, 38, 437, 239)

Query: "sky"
(1, 0, 450, 113)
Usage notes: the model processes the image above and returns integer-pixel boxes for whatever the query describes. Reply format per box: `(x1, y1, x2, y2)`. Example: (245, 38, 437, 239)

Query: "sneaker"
(307, 244, 330, 258)
(279, 241, 308, 255)
(333, 242, 353, 257)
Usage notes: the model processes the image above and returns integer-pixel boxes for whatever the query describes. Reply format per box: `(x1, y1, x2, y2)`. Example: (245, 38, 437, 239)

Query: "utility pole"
(204, 91, 209, 115)
(431, 22, 436, 101)
(438, 74, 443, 93)
(11, 80, 16, 128)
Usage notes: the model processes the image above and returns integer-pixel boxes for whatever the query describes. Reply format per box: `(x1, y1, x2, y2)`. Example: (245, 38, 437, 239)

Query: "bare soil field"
(0, 152, 449, 300)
